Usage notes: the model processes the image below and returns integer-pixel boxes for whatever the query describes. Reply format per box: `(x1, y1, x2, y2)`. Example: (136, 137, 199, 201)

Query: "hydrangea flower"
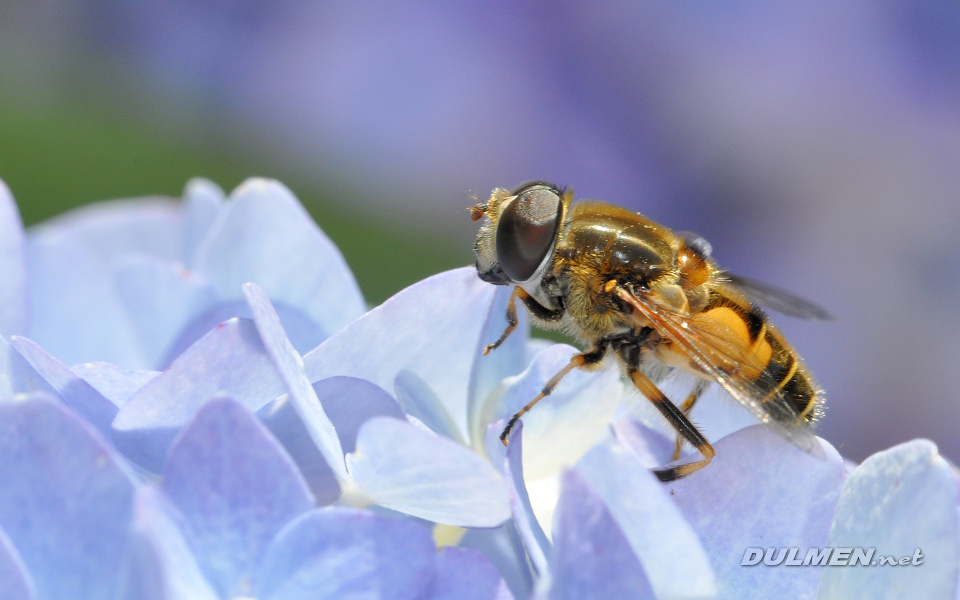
(18, 177, 364, 370)
(0, 392, 512, 600)
(1, 177, 958, 599)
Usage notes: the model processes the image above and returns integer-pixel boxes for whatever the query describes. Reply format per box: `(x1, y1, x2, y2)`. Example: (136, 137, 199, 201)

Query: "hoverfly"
(471, 181, 829, 481)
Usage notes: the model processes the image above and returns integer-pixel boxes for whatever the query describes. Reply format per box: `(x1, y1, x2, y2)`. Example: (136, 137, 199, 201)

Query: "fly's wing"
(675, 230, 832, 321)
(675, 230, 713, 258)
(721, 272, 834, 321)
(613, 285, 824, 457)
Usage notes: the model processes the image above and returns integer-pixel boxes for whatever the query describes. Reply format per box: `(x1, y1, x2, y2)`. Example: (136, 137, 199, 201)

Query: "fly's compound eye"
(496, 184, 562, 282)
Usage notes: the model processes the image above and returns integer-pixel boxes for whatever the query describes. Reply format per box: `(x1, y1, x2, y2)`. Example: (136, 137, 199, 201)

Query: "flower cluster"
(0, 178, 956, 599)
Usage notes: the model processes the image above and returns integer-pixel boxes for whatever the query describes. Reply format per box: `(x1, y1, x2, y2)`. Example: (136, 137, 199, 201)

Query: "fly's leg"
(671, 380, 708, 461)
(484, 286, 563, 355)
(500, 343, 607, 445)
(629, 368, 715, 481)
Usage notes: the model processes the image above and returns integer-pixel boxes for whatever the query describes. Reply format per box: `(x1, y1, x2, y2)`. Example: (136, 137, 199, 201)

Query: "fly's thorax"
(557, 203, 675, 289)
(550, 202, 677, 337)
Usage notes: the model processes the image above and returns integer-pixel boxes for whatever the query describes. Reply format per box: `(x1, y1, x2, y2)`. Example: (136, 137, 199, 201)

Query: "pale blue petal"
(489, 423, 549, 578)
(255, 507, 436, 600)
(26, 234, 146, 367)
(427, 546, 514, 600)
(121, 486, 219, 600)
(313, 376, 403, 454)
(493, 344, 624, 479)
(576, 438, 716, 599)
(843, 458, 859, 476)
(71, 362, 159, 408)
(244, 283, 347, 480)
(668, 425, 845, 600)
(114, 255, 219, 369)
(461, 527, 531, 600)
(304, 267, 495, 441)
(348, 416, 511, 527)
(162, 299, 327, 366)
(257, 375, 401, 505)
(547, 469, 655, 600)
(619, 376, 756, 445)
(118, 534, 166, 600)
(180, 178, 224, 267)
(524, 338, 552, 364)
(609, 419, 675, 469)
(193, 178, 364, 335)
(0, 179, 26, 335)
(818, 440, 959, 600)
(0, 525, 36, 600)
(680, 383, 758, 443)
(467, 285, 529, 448)
(480, 423, 536, 594)
(0, 393, 137, 600)
(396, 369, 465, 444)
(0, 336, 56, 399)
(125, 485, 218, 600)
(9, 335, 118, 436)
(256, 396, 343, 506)
(30, 197, 181, 264)
(113, 317, 286, 472)
(163, 397, 315, 598)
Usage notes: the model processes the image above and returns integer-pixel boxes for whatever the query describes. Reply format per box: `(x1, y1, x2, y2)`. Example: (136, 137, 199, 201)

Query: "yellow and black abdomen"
(699, 283, 823, 425)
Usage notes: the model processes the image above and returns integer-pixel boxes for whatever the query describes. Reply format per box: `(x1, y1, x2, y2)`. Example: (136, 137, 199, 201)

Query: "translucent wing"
(675, 230, 832, 321)
(722, 272, 834, 321)
(613, 285, 824, 456)
(675, 230, 713, 258)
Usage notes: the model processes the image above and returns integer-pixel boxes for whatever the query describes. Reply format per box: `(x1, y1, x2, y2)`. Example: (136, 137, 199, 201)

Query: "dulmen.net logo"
(741, 547, 924, 567)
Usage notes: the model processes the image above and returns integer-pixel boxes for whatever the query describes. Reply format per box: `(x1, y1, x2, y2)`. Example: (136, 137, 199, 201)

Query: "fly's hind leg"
(500, 343, 608, 445)
(484, 286, 563, 355)
(629, 368, 715, 481)
(671, 380, 709, 461)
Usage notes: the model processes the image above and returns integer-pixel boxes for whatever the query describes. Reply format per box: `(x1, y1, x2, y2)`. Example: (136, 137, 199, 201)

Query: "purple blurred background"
(1, 1, 959, 463)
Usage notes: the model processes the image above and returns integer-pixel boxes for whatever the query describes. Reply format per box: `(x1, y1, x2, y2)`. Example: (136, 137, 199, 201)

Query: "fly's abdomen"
(702, 284, 823, 425)
(758, 328, 822, 423)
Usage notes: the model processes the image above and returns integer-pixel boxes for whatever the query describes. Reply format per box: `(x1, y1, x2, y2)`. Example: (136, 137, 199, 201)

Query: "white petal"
(303, 267, 495, 441)
(396, 370, 465, 444)
(494, 344, 624, 479)
(348, 416, 511, 527)
(467, 285, 530, 449)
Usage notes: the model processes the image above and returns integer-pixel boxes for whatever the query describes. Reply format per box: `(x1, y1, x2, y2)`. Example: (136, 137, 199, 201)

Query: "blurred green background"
(0, 97, 468, 306)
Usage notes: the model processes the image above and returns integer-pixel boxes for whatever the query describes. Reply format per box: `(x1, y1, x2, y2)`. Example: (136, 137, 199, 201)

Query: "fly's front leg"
(672, 380, 708, 461)
(500, 342, 608, 445)
(629, 368, 715, 481)
(484, 286, 563, 355)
